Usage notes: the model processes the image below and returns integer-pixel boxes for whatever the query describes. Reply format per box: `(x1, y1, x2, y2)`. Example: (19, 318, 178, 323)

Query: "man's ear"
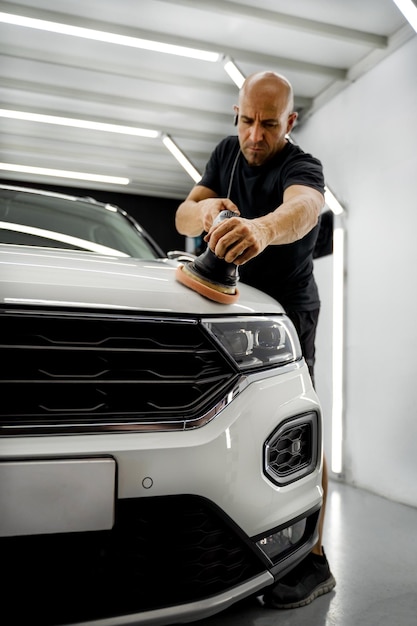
(233, 106, 239, 126)
(287, 111, 298, 133)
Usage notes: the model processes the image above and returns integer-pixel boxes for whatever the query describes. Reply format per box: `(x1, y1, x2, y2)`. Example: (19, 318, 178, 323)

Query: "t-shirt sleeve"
(282, 152, 325, 195)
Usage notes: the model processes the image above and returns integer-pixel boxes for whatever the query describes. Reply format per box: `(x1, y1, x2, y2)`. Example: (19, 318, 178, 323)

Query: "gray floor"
(185, 480, 417, 626)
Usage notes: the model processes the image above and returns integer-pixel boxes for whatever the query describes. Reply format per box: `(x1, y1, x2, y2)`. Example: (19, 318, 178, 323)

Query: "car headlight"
(202, 316, 302, 371)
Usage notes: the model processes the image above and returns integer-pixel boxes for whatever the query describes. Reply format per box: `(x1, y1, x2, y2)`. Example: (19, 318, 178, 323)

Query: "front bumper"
(1, 365, 323, 625)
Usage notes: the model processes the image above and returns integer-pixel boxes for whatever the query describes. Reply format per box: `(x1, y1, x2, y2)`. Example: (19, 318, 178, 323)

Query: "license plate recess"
(0, 457, 116, 537)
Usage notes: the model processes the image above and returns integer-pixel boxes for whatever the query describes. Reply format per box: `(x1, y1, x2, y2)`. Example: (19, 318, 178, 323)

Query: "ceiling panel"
(0, 0, 414, 198)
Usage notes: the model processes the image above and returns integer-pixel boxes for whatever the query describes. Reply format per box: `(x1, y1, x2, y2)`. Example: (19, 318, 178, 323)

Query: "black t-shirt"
(199, 136, 325, 310)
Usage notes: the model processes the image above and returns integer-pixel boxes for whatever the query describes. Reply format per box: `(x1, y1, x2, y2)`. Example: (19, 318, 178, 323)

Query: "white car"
(0, 184, 323, 626)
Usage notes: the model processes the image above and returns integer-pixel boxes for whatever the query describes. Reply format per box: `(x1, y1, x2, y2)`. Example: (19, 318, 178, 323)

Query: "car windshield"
(0, 187, 162, 259)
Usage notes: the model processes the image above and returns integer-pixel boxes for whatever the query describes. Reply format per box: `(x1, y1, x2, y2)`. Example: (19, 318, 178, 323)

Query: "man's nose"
(249, 122, 264, 142)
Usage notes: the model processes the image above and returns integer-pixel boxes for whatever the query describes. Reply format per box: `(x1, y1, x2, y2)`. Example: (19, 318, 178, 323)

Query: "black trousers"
(286, 308, 320, 386)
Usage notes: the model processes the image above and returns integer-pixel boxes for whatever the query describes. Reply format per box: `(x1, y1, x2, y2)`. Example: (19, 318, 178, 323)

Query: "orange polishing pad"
(176, 264, 240, 304)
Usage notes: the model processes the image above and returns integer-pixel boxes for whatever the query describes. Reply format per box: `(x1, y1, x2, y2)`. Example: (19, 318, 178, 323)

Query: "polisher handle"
(213, 209, 239, 225)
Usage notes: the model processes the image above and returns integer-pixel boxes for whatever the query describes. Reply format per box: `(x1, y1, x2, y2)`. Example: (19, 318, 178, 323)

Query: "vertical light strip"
(331, 220, 345, 474)
(162, 134, 202, 183)
(325, 186, 344, 215)
(325, 185, 346, 475)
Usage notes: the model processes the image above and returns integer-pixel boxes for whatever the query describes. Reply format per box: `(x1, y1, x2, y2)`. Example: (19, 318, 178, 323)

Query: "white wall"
(295, 36, 417, 507)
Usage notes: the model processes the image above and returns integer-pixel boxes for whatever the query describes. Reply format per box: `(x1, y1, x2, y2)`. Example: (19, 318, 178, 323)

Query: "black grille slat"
(2, 314, 210, 347)
(3, 379, 232, 413)
(0, 310, 238, 433)
(3, 346, 223, 380)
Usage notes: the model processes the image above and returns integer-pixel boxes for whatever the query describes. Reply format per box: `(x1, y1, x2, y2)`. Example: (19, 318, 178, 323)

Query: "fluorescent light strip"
(331, 223, 345, 475)
(0, 163, 129, 185)
(0, 12, 220, 62)
(325, 186, 344, 215)
(392, 0, 417, 32)
(0, 109, 159, 138)
(223, 56, 246, 88)
(162, 135, 202, 183)
(324, 184, 346, 474)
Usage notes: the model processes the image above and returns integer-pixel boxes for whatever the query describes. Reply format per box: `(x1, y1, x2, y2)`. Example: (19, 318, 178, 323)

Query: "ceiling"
(0, 0, 414, 199)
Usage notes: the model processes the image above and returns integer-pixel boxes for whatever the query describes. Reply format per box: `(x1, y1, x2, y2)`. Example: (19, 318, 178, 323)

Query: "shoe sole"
(265, 574, 336, 609)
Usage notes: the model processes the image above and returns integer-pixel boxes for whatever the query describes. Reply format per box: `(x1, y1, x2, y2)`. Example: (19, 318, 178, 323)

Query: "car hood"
(0, 245, 284, 315)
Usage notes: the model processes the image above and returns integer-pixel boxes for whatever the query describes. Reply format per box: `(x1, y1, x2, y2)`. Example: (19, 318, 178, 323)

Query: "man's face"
(235, 87, 297, 166)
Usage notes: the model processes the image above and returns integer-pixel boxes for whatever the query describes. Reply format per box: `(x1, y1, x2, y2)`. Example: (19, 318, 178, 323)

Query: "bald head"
(239, 72, 295, 115)
(235, 71, 297, 166)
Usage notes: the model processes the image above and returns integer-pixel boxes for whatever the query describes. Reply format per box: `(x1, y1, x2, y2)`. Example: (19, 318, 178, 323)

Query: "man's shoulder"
(209, 136, 240, 169)
(215, 135, 239, 154)
(200, 136, 239, 191)
(277, 142, 325, 192)
(283, 141, 322, 165)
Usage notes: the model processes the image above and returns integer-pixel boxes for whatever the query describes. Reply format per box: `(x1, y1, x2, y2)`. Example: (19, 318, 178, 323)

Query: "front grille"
(2, 495, 266, 625)
(1, 309, 239, 435)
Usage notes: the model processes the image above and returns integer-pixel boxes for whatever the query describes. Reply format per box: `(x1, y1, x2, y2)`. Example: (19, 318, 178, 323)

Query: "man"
(175, 71, 335, 609)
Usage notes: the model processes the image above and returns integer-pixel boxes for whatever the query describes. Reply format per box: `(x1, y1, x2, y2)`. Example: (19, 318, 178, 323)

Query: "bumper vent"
(2, 495, 265, 625)
(264, 412, 319, 486)
(1, 309, 239, 435)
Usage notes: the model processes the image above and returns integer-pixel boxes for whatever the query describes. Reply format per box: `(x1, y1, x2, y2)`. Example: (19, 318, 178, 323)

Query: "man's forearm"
(175, 200, 204, 237)
(266, 187, 324, 245)
(265, 199, 321, 246)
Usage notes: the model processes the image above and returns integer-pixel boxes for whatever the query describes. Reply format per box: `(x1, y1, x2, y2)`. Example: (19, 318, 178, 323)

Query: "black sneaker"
(263, 549, 336, 609)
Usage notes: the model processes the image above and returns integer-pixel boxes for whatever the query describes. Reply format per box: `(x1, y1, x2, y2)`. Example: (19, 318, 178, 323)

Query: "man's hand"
(202, 185, 324, 264)
(198, 198, 240, 233)
(175, 185, 239, 237)
(204, 216, 271, 265)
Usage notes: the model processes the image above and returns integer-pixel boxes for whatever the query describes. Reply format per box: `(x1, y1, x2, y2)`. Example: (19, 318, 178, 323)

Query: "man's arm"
(264, 185, 325, 245)
(175, 185, 240, 237)
(204, 185, 324, 265)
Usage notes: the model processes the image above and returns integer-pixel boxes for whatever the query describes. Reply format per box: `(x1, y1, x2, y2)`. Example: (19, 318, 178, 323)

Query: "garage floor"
(186, 480, 417, 626)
